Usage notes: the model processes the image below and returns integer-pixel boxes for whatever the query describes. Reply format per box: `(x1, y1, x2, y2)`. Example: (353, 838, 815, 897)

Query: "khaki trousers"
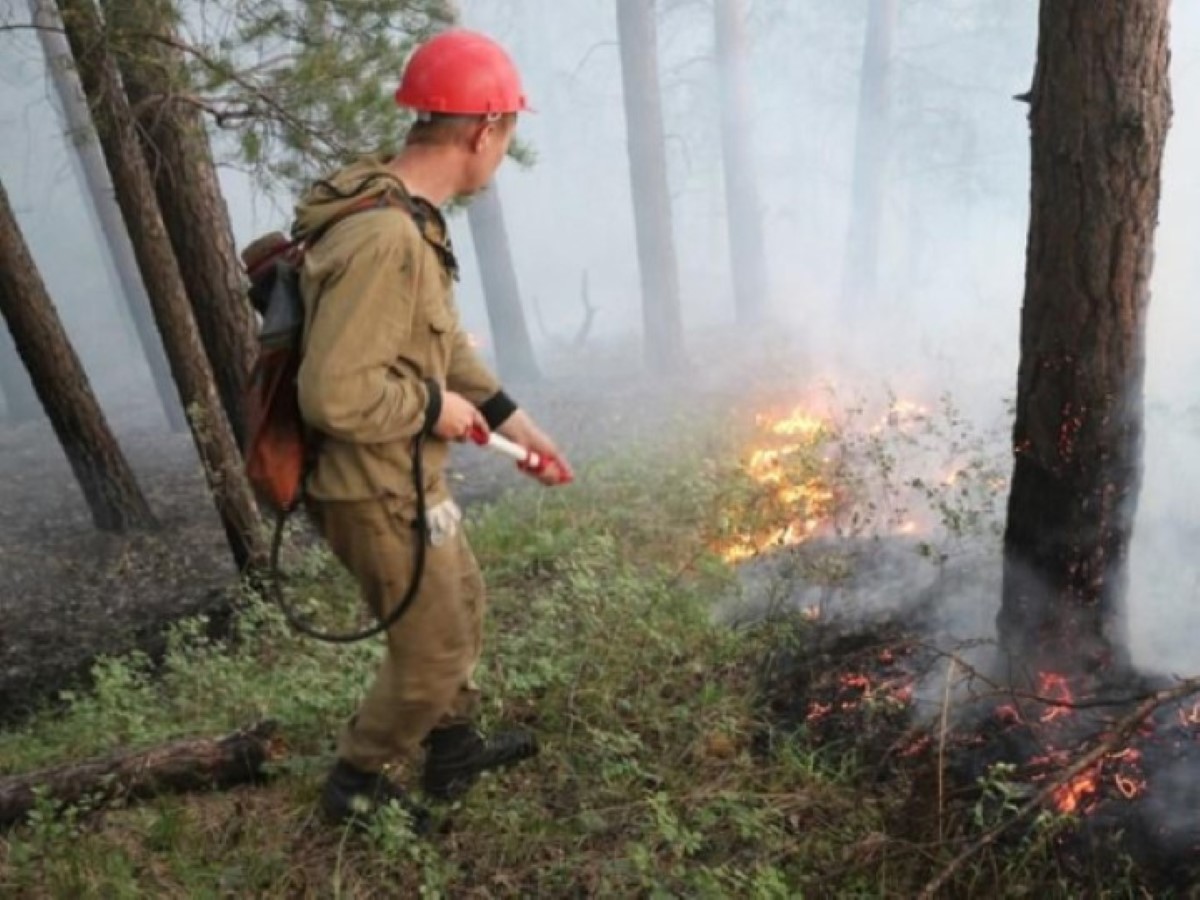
(313, 498, 486, 772)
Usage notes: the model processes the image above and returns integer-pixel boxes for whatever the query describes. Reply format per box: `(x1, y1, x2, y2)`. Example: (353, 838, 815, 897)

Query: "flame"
(716, 406, 836, 562)
(1053, 766, 1100, 815)
(717, 394, 942, 563)
(763, 409, 826, 437)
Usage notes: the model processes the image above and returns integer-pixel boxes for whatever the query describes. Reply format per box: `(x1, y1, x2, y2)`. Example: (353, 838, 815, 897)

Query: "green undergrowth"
(0, 404, 1143, 898)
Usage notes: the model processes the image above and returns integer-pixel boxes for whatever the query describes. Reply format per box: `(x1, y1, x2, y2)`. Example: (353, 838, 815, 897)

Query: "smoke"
(2, 0, 1198, 671)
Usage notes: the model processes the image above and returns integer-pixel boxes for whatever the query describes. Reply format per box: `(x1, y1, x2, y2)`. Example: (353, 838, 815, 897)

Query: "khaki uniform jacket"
(295, 158, 503, 512)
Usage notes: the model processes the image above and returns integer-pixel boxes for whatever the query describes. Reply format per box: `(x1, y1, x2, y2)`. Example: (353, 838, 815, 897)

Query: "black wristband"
(478, 389, 518, 429)
(422, 379, 443, 435)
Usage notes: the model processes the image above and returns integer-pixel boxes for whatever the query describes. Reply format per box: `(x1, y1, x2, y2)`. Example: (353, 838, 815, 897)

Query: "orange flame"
(1053, 767, 1100, 815)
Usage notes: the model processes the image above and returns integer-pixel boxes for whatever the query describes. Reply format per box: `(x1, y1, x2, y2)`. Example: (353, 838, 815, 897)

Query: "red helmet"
(395, 29, 531, 115)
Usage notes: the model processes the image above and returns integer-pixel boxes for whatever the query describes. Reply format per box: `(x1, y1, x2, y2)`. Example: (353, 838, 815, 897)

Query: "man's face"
(462, 116, 516, 194)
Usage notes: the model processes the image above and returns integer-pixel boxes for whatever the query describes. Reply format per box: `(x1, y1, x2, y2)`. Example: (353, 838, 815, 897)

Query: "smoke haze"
(1, 0, 1198, 669)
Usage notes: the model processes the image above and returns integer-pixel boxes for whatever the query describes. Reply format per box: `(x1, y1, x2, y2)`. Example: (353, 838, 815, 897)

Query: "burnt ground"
(0, 338, 784, 724)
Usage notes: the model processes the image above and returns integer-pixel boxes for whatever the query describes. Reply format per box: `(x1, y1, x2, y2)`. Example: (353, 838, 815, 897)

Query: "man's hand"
(499, 410, 574, 486)
(434, 390, 487, 442)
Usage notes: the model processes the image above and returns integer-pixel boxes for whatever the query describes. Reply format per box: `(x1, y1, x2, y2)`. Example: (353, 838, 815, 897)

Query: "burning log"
(0, 721, 281, 829)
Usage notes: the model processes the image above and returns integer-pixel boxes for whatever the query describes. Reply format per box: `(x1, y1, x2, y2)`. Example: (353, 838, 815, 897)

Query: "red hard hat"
(395, 29, 531, 115)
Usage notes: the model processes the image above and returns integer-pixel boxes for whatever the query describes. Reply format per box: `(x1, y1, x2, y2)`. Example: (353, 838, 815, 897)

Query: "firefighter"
(294, 28, 573, 829)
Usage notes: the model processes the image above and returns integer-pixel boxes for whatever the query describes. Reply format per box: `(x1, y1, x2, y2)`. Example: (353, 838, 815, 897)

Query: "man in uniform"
(294, 29, 573, 828)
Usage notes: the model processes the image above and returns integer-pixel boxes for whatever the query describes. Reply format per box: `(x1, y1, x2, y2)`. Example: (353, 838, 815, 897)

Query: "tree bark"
(467, 185, 540, 383)
(840, 0, 899, 312)
(0, 179, 155, 531)
(104, 0, 258, 448)
(27, 0, 186, 432)
(0, 721, 280, 829)
(56, 0, 265, 571)
(615, 0, 686, 373)
(998, 0, 1172, 673)
(0, 326, 42, 425)
(714, 0, 769, 326)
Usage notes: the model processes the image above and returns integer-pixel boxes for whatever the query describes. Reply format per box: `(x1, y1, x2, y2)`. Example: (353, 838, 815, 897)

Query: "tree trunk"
(840, 0, 899, 312)
(0, 721, 279, 829)
(0, 179, 155, 531)
(615, 0, 687, 373)
(104, 0, 258, 448)
(467, 185, 540, 383)
(0, 327, 42, 425)
(714, 0, 769, 326)
(27, 0, 186, 432)
(998, 0, 1172, 673)
(56, 0, 265, 571)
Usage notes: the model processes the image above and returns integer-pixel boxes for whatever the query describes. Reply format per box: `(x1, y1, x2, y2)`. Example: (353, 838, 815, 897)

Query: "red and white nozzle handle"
(468, 426, 571, 484)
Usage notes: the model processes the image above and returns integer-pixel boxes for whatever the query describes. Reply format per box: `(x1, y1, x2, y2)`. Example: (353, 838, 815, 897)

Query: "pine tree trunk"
(0, 179, 155, 531)
(615, 0, 686, 373)
(840, 0, 899, 312)
(0, 326, 43, 425)
(998, 0, 1172, 673)
(714, 0, 769, 326)
(56, 0, 264, 571)
(27, 0, 186, 432)
(104, 0, 258, 449)
(467, 186, 540, 383)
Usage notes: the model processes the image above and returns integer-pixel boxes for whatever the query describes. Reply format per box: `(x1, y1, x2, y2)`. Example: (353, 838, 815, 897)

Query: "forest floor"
(2, 334, 1187, 896)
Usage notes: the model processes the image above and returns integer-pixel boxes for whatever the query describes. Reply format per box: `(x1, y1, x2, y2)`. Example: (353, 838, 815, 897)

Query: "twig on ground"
(936, 655, 956, 841)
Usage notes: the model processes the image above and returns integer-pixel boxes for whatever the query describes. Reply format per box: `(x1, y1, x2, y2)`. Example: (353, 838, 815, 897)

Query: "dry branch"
(0, 721, 281, 829)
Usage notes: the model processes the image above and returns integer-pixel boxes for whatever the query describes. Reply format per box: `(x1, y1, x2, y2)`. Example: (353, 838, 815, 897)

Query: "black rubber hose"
(269, 435, 429, 643)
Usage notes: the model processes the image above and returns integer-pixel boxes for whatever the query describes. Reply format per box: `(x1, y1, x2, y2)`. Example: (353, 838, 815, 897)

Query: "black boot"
(422, 724, 539, 801)
(321, 759, 431, 833)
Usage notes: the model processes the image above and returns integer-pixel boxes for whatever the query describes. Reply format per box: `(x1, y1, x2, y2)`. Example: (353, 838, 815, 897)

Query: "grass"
(0, 400, 1152, 898)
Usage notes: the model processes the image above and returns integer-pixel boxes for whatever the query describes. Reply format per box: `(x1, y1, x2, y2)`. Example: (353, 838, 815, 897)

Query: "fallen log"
(0, 720, 281, 828)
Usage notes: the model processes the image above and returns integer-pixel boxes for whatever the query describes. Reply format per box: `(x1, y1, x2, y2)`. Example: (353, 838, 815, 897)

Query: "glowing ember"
(841, 673, 871, 690)
(1179, 702, 1200, 727)
(1037, 672, 1074, 722)
(1114, 771, 1146, 799)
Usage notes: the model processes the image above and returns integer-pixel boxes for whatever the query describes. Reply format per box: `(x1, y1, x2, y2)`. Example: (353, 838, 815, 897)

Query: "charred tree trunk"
(467, 185, 540, 383)
(840, 0, 899, 312)
(0, 721, 279, 829)
(0, 327, 42, 425)
(57, 0, 265, 571)
(27, 0, 185, 432)
(104, 0, 258, 448)
(616, 0, 687, 373)
(714, 0, 769, 326)
(998, 0, 1172, 673)
(0, 179, 154, 531)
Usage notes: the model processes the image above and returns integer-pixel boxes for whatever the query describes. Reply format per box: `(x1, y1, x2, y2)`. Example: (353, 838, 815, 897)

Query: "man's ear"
(469, 120, 495, 154)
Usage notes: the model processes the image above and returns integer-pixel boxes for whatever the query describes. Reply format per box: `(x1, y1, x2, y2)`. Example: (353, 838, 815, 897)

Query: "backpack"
(239, 193, 395, 513)
(239, 187, 435, 645)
